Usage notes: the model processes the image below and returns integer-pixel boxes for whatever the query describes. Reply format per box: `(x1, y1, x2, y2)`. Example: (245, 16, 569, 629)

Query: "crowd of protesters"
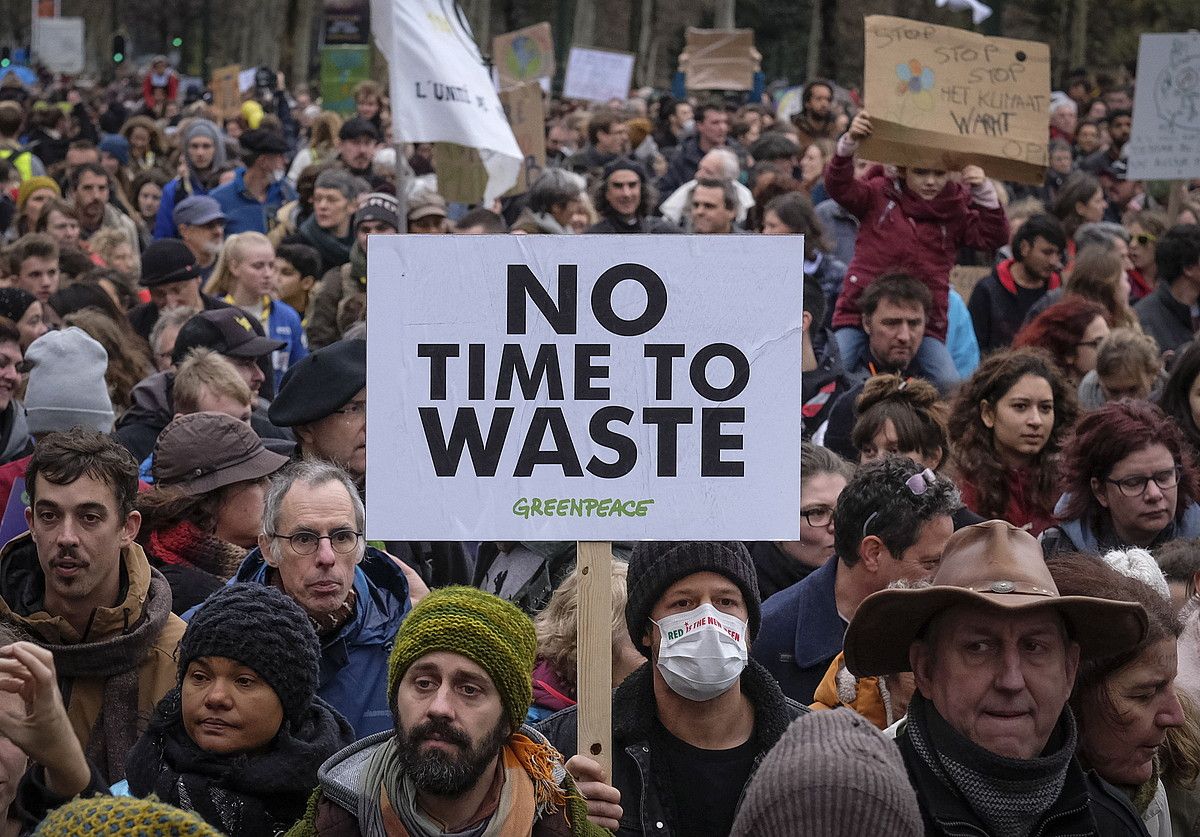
(0, 44, 1190, 837)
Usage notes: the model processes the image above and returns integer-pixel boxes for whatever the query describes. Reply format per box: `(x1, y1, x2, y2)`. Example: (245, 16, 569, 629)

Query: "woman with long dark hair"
(950, 347, 1077, 534)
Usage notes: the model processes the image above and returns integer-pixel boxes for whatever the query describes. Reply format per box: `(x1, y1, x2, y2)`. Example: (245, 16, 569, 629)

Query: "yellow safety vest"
(0, 146, 33, 181)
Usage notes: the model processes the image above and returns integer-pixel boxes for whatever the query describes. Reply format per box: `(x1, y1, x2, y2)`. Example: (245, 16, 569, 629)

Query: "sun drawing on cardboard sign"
(896, 59, 936, 112)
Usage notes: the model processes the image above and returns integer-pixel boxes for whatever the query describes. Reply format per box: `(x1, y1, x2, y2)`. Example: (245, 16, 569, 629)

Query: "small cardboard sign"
(433, 142, 489, 205)
(562, 47, 635, 104)
(493, 22, 555, 91)
(1125, 32, 1200, 181)
(211, 64, 242, 120)
(859, 15, 1050, 185)
(680, 28, 760, 92)
(500, 81, 547, 197)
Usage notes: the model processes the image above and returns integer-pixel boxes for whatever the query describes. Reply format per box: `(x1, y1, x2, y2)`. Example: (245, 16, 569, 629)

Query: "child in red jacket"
(827, 111, 1009, 390)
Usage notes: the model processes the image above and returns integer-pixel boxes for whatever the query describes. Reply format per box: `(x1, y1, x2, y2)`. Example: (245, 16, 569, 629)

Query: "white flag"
(934, 0, 993, 25)
(371, 0, 521, 202)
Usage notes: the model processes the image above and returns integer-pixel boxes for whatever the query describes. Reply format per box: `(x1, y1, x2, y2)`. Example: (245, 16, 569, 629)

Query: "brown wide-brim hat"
(844, 520, 1148, 677)
(153, 412, 290, 495)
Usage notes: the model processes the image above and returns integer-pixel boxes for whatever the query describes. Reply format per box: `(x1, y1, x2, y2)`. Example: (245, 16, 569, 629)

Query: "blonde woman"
(204, 232, 307, 389)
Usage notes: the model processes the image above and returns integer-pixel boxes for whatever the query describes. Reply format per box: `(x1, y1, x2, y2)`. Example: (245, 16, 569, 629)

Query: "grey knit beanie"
(730, 708, 923, 837)
(625, 541, 760, 656)
(24, 328, 114, 436)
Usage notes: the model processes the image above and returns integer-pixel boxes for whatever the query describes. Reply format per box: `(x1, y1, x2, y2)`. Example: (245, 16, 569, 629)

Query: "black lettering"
(468, 344, 486, 400)
(587, 406, 637, 478)
(506, 264, 578, 335)
(592, 263, 668, 337)
(644, 344, 685, 399)
(417, 344, 458, 400)
(690, 343, 750, 401)
(643, 407, 693, 477)
(701, 407, 745, 477)
(575, 344, 611, 400)
(419, 406, 513, 477)
(515, 407, 583, 477)
(496, 344, 564, 400)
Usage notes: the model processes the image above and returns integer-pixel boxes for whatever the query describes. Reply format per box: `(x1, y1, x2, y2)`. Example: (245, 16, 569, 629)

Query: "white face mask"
(653, 603, 748, 702)
(272, 169, 286, 183)
(680, 118, 696, 134)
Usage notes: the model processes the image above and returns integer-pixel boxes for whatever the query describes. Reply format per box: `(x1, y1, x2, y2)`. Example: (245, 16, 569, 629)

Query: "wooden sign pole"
(576, 540, 613, 779)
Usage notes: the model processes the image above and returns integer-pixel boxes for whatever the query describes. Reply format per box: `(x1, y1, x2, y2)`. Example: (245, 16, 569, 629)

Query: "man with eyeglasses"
(752, 456, 958, 704)
(269, 339, 475, 590)
(196, 458, 412, 738)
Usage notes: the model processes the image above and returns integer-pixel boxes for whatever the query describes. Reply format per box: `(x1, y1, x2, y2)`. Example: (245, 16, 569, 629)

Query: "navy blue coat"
(184, 545, 409, 738)
(750, 555, 845, 704)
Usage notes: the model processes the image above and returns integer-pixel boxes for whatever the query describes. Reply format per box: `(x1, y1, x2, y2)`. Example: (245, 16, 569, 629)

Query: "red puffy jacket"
(827, 151, 1009, 341)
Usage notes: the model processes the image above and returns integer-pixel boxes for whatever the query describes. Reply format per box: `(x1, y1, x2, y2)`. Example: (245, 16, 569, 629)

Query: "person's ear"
(121, 510, 141, 547)
(1091, 476, 1110, 509)
(801, 310, 813, 333)
(301, 275, 316, 291)
(980, 399, 995, 429)
(911, 640, 933, 696)
(859, 535, 886, 572)
(259, 533, 280, 567)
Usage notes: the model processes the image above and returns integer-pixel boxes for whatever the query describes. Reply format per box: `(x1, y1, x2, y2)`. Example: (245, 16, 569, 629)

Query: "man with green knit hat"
(290, 585, 621, 836)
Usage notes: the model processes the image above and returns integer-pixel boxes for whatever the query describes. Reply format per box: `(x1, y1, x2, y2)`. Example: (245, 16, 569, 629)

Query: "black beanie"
(625, 541, 761, 657)
(178, 584, 320, 725)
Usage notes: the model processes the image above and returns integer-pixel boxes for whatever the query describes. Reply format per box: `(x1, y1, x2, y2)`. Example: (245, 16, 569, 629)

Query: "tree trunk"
(464, 0, 491, 51)
(1069, 0, 1088, 72)
(805, 0, 820, 81)
(713, 0, 735, 29)
(635, 0, 655, 86)
(286, 0, 315, 85)
(572, 0, 595, 47)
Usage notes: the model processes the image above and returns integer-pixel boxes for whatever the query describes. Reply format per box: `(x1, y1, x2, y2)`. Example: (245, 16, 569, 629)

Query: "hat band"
(961, 579, 1056, 597)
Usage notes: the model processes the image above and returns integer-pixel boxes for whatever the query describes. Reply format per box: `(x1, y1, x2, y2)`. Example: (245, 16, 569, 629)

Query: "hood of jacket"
(116, 371, 173, 431)
(0, 532, 156, 643)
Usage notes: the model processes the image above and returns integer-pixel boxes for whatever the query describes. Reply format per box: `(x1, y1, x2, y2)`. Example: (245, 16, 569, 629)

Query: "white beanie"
(24, 328, 115, 436)
(1101, 547, 1171, 602)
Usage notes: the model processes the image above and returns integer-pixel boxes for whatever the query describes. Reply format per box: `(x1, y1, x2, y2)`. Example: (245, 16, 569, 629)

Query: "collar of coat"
(611, 657, 801, 752)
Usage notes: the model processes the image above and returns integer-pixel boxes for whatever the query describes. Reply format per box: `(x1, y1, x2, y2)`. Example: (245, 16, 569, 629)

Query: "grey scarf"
(906, 692, 1077, 837)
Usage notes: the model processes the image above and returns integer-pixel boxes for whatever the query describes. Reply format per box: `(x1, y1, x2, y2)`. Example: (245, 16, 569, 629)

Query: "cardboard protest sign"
(500, 81, 547, 197)
(433, 142, 489, 205)
(366, 236, 804, 541)
(211, 65, 242, 120)
(680, 28, 760, 92)
(493, 22, 555, 91)
(1125, 32, 1200, 181)
(859, 15, 1050, 185)
(562, 47, 635, 103)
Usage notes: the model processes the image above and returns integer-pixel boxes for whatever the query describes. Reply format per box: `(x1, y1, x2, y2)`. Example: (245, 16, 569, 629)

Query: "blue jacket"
(184, 544, 410, 738)
(210, 168, 297, 236)
(225, 297, 308, 390)
(751, 555, 845, 704)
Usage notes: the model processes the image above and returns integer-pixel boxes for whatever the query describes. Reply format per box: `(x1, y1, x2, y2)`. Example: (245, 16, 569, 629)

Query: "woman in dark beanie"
(124, 583, 355, 836)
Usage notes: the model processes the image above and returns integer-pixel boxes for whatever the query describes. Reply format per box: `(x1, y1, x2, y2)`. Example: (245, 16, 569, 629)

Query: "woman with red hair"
(1041, 400, 1200, 556)
(1013, 297, 1110, 386)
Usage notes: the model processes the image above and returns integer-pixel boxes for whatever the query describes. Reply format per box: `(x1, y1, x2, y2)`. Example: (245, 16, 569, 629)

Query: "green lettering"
(530, 498, 544, 516)
(597, 499, 613, 516)
(512, 497, 530, 518)
(584, 498, 599, 515)
(635, 499, 654, 517)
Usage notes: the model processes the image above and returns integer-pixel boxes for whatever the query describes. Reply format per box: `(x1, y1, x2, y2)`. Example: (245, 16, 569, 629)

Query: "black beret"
(268, 338, 366, 426)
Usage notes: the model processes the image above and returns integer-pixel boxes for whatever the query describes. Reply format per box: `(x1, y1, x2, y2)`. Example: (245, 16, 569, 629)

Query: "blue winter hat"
(98, 133, 130, 166)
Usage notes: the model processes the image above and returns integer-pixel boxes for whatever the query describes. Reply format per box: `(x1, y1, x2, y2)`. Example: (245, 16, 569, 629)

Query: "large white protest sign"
(562, 47, 636, 103)
(1126, 32, 1200, 181)
(32, 17, 84, 74)
(370, 0, 521, 201)
(366, 236, 803, 541)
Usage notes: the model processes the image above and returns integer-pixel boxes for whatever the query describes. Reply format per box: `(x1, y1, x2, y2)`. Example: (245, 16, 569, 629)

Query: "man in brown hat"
(844, 520, 1149, 835)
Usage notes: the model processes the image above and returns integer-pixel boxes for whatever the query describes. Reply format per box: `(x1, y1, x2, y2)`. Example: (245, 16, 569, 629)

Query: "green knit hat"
(388, 586, 537, 730)
(36, 796, 222, 836)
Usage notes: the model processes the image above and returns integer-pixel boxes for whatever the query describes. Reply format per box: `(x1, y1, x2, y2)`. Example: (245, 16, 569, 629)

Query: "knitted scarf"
(45, 569, 173, 783)
(356, 732, 590, 837)
(126, 688, 355, 837)
(149, 520, 246, 581)
(299, 213, 352, 271)
(905, 692, 1077, 837)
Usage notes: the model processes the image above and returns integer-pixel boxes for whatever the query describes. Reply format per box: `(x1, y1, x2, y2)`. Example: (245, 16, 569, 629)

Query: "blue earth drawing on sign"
(1154, 37, 1200, 133)
(506, 35, 543, 80)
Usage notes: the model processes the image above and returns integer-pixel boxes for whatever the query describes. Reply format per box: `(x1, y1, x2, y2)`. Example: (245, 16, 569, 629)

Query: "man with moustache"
(289, 586, 620, 836)
(0, 428, 184, 784)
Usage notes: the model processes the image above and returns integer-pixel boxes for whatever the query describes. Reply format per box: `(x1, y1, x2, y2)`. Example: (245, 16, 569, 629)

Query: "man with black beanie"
(539, 541, 806, 837)
(586, 158, 681, 234)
